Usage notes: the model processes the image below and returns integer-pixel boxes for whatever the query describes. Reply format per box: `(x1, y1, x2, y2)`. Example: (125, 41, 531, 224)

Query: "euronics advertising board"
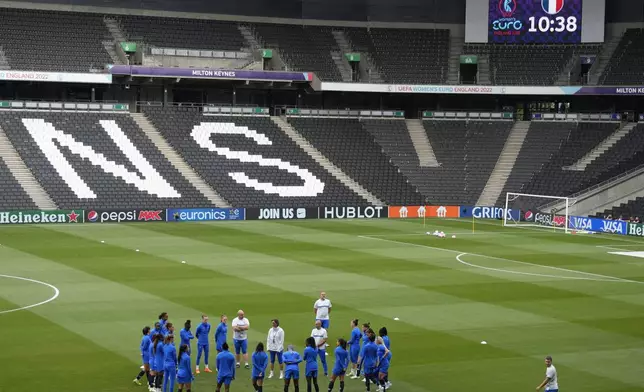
(166, 208, 245, 222)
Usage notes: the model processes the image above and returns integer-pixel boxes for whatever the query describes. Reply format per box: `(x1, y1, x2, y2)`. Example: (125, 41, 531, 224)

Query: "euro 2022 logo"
(493, 0, 522, 33)
(499, 0, 517, 17)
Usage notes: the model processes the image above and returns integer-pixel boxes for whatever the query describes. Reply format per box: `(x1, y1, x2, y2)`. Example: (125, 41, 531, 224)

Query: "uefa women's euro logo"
(499, 0, 517, 18)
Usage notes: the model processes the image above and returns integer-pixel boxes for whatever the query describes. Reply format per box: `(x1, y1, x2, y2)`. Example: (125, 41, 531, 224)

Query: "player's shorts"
(332, 368, 346, 377)
(234, 339, 248, 354)
(545, 389, 558, 392)
(251, 372, 264, 380)
(142, 354, 150, 366)
(284, 368, 300, 380)
(217, 375, 233, 385)
(270, 350, 283, 364)
(316, 319, 330, 329)
(305, 369, 318, 378)
(365, 367, 378, 377)
(378, 363, 389, 374)
(349, 346, 360, 363)
(177, 375, 192, 384)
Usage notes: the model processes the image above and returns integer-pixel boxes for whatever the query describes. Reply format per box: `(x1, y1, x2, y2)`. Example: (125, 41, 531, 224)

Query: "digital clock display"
(489, 0, 583, 43)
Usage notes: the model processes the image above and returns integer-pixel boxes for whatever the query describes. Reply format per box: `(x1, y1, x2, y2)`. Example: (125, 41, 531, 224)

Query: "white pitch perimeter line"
(0, 274, 60, 315)
(456, 253, 622, 282)
(596, 245, 630, 252)
(358, 235, 643, 284)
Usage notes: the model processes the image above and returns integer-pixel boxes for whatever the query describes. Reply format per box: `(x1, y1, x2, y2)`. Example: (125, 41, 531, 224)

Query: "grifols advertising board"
(319, 206, 388, 219)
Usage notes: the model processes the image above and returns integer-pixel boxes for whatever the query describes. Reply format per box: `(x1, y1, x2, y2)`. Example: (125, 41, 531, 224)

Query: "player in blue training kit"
(133, 326, 152, 387)
(215, 315, 228, 352)
(303, 337, 319, 392)
(348, 319, 361, 378)
(180, 320, 194, 348)
(152, 333, 166, 391)
(163, 334, 177, 392)
(252, 342, 269, 392)
(151, 322, 163, 339)
(163, 322, 175, 338)
(158, 312, 169, 335)
(378, 327, 392, 389)
(216, 343, 236, 392)
(195, 314, 212, 373)
(328, 339, 349, 392)
(376, 336, 391, 391)
(177, 344, 193, 392)
(283, 344, 302, 392)
(361, 333, 379, 392)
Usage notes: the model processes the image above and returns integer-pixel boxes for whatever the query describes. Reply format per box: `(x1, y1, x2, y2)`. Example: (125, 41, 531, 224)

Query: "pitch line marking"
(0, 274, 60, 315)
(456, 253, 623, 282)
(358, 235, 643, 285)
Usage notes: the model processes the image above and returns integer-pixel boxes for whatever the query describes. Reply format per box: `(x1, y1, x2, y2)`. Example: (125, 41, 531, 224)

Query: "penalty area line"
(0, 274, 60, 315)
(358, 235, 643, 285)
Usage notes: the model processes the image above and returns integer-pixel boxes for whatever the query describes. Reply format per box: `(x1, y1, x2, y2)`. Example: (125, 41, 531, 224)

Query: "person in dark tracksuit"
(328, 338, 349, 392)
(152, 332, 166, 391)
(177, 344, 193, 392)
(195, 314, 212, 374)
(216, 343, 236, 392)
(252, 342, 268, 392)
(303, 337, 319, 392)
(163, 334, 177, 392)
(133, 326, 152, 387)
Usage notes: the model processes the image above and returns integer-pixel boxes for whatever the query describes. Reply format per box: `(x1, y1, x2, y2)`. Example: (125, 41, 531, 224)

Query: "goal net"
(503, 192, 571, 233)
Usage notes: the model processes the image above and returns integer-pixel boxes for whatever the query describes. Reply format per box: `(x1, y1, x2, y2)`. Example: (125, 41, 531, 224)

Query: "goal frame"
(503, 192, 570, 233)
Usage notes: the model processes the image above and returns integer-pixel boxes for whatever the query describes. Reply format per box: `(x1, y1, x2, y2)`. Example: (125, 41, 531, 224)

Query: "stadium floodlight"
(503, 192, 570, 233)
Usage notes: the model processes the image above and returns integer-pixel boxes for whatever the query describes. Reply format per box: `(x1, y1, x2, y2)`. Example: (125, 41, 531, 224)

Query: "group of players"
(132, 292, 393, 392)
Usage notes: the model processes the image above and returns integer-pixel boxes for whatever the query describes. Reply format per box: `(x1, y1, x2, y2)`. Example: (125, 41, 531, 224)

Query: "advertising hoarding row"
(0, 207, 638, 240)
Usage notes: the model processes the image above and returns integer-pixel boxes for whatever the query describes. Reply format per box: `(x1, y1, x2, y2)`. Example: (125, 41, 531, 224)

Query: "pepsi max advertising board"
(489, 0, 583, 43)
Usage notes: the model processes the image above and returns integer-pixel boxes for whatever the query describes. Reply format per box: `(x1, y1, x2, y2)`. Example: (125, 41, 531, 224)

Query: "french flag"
(542, 0, 564, 15)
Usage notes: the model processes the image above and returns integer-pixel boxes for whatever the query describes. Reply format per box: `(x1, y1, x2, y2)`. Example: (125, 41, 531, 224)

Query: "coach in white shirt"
(314, 291, 332, 329)
(311, 320, 329, 376)
(232, 309, 250, 369)
(266, 319, 285, 379)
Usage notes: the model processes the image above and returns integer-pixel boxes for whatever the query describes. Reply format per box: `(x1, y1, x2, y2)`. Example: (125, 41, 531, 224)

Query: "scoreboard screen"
(489, 0, 583, 43)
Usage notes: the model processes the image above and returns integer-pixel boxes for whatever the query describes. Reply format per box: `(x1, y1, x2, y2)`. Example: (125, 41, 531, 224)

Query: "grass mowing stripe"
(0, 296, 134, 392)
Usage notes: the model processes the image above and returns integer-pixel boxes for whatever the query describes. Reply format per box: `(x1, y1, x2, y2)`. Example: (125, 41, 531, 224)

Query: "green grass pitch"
(2, 218, 644, 392)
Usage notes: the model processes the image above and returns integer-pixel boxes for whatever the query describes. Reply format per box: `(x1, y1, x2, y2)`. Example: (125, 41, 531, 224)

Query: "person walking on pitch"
(536, 356, 558, 392)
(133, 326, 153, 388)
(267, 318, 285, 379)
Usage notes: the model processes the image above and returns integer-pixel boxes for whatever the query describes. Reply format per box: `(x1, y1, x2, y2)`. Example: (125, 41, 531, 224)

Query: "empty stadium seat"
(601, 29, 644, 85)
(0, 158, 37, 210)
(0, 8, 112, 72)
(0, 111, 211, 209)
(288, 117, 423, 205)
(143, 107, 365, 207)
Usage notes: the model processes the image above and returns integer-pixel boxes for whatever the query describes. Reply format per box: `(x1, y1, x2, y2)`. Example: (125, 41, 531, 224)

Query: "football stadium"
(1, 0, 644, 391)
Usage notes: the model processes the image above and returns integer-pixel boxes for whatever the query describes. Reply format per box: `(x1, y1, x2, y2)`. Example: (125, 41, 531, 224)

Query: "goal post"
(503, 192, 571, 233)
